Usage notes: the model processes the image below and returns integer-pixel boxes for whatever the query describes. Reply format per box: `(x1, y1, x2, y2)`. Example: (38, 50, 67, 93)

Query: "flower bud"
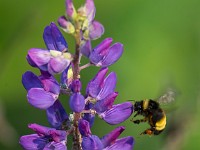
(69, 93, 85, 113)
(71, 79, 82, 93)
(78, 119, 92, 137)
(58, 16, 75, 34)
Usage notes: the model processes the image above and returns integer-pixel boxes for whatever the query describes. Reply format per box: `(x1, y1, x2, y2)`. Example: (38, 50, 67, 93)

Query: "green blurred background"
(0, 0, 200, 149)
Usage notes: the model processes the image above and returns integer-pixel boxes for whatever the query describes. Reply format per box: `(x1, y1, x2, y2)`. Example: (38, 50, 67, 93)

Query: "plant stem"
(79, 63, 92, 71)
(72, 28, 83, 150)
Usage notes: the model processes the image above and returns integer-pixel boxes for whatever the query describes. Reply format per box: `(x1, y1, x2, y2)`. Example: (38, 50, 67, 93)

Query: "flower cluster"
(19, 0, 134, 149)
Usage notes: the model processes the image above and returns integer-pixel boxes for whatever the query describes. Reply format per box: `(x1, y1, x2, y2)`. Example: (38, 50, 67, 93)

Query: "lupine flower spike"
(20, 0, 135, 149)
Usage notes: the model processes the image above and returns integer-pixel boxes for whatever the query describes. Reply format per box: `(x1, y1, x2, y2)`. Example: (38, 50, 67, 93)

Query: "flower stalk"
(19, 0, 135, 150)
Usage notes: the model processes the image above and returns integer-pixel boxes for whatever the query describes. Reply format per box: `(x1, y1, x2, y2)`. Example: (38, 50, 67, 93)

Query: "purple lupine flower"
(60, 0, 104, 40)
(58, 16, 75, 34)
(19, 123, 67, 150)
(98, 102, 134, 125)
(103, 137, 134, 150)
(79, 119, 134, 150)
(85, 68, 133, 124)
(46, 100, 69, 129)
(22, 71, 60, 109)
(27, 23, 71, 75)
(103, 128, 134, 150)
(86, 67, 116, 100)
(69, 80, 85, 113)
(65, 0, 77, 20)
(89, 38, 124, 67)
(79, 119, 103, 150)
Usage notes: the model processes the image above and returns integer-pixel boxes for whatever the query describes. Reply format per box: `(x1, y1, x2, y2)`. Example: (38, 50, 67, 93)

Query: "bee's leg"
(131, 118, 147, 124)
(140, 128, 154, 135)
(133, 112, 139, 117)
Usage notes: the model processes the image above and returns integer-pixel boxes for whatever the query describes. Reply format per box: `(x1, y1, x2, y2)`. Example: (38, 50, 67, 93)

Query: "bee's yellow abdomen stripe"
(143, 99, 149, 110)
(155, 114, 166, 131)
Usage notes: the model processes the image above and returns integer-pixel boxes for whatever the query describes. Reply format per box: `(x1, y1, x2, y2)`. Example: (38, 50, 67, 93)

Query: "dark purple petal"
(101, 43, 124, 67)
(83, 103, 95, 127)
(78, 119, 92, 137)
(19, 134, 47, 150)
(65, 0, 77, 19)
(71, 79, 82, 93)
(89, 38, 113, 65)
(22, 71, 43, 91)
(101, 126, 125, 148)
(97, 72, 117, 100)
(82, 135, 103, 150)
(99, 102, 133, 125)
(81, 40, 92, 58)
(44, 141, 67, 150)
(48, 56, 70, 74)
(46, 100, 69, 129)
(39, 75, 60, 95)
(89, 21, 104, 40)
(86, 67, 108, 98)
(104, 136, 134, 150)
(27, 48, 50, 67)
(28, 123, 52, 135)
(27, 88, 57, 109)
(28, 124, 66, 142)
(69, 93, 85, 113)
(43, 23, 68, 51)
(94, 92, 118, 113)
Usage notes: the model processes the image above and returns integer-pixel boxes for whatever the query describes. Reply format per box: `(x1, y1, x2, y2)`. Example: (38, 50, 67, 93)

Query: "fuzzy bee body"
(132, 99, 167, 135)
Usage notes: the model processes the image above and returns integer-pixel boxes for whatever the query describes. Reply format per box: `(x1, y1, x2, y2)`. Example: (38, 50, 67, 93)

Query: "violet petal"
(69, 93, 85, 113)
(94, 92, 118, 113)
(86, 67, 108, 98)
(19, 134, 47, 150)
(27, 88, 57, 109)
(78, 119, 92, 137)
(81, 40, 92, 58)
(101, 126, 125, 148)
(65, 0, 77, 19)
(97, 72, 117, 100)
(48, 56, 70, 74)
(22, 71, 43, 91)
(28, 124, 66, 142)
(71, 79, 82, 93)
(82, 135, 103, 150)
(39, 75, 60, 95)
(84, 0, 96, 23)
(46, 100, 69, 129)
(27, 48, 51, 67)
(103, 136, 134, 150)
(89, 21, 104, 40)
(99, 102, 133, 125)
(44, 141, 67, 150)
(43, 22, 68, 51)
(89, 38, 113, 65)
(101, 43, 124, 67)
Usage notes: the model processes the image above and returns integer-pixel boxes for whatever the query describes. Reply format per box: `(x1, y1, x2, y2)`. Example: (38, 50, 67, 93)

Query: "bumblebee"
(131, 89, 175, 135)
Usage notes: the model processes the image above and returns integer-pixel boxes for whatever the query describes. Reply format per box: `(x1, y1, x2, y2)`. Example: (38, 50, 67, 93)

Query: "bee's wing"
(156, 88, 179, 113)
(156, 88, 176, 104)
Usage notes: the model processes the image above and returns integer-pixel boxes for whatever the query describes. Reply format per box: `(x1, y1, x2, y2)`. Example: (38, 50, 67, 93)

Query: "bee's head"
(134, 101, 143, 112)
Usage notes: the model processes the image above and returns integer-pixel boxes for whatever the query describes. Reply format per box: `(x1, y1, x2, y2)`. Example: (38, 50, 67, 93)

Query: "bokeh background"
(0, 0, 200, 149)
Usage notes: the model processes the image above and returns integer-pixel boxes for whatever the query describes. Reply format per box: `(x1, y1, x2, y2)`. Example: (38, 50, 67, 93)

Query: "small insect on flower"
(130, 89, 176, 136)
